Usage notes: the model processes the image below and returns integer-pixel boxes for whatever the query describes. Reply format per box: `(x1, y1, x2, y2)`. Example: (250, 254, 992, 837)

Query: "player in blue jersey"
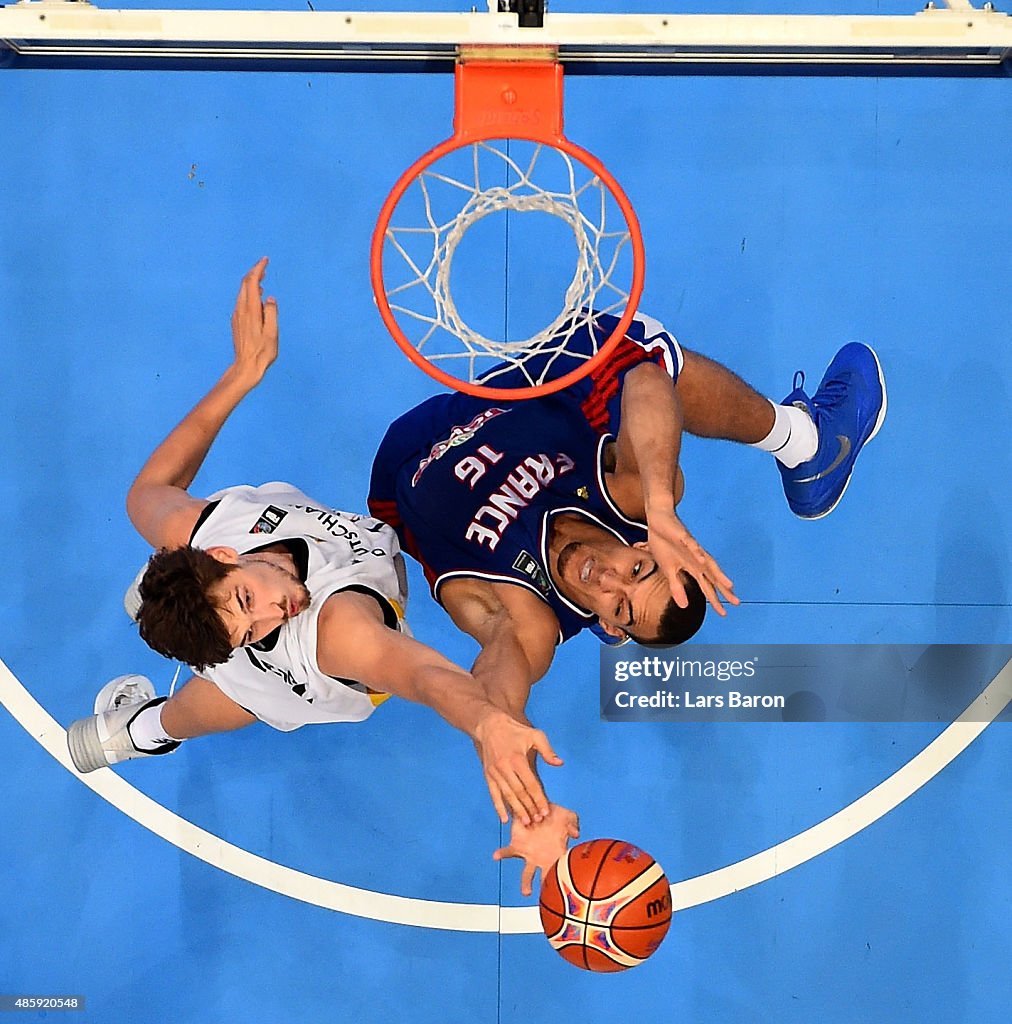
(368, 310, 886, 892)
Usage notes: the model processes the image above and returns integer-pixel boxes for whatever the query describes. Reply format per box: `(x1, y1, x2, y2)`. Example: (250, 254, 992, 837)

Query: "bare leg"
(161, 676, 256, 739)
(676, 349, 775, 443)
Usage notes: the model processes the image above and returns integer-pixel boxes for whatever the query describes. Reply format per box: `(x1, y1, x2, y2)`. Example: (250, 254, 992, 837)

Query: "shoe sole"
(67, 716, 108, 773)
(93, 674, 155, 715)
(796, 343, 888, 521)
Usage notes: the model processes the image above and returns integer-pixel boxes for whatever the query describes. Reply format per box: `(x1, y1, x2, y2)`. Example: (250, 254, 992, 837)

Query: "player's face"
(555, 538, 671, 642)
(209, 558, 311, 648)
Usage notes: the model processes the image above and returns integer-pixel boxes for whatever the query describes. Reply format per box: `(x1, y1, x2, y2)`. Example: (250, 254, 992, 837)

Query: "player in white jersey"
(178, 480, 411, 731)
(66, 259, 566, 838)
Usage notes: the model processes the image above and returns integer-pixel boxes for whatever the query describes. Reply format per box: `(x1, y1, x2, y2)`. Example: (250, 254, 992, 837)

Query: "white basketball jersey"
(191, 482, 410, 731)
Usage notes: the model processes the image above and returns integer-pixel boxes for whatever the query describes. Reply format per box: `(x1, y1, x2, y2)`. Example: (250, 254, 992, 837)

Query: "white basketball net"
(380, 140, 635, 388)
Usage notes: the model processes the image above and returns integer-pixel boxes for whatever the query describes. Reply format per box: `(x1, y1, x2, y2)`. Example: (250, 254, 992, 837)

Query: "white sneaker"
(92, 673, 155, 714)
(67, 675, 179, 773)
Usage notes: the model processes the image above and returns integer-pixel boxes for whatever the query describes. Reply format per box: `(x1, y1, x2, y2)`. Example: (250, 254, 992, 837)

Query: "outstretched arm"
(315, 590, 560, 827)
(611, 361, 738, 616)
(441, 578, 581, 891)
(125, 258, 279, 549)
(440, 577, 559, 721)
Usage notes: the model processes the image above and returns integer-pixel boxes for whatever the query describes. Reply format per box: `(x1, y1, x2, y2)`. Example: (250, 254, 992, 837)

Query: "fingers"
(697, 552, 738, 615)
(492, 844, 515, 862)
(520, 862, 537, 898)
(262, 294, 279, 336)
(533, 731, 564, 768)
(245, 256, 269, 282)
(668, 571, 690, 609)
(230, 258, 279, 376)
(503, 777, 533, 826)
(240, 258, 269, 305)
(237, 257, 268, 305)
(514, 763, 551, 819)
(707, 560, 735, 593)
(259, 302, 278, 346)
(484, 728, 557, 824)
(652, 522, 740, 617)
(698, 549, 736, 597)
(696, 573, 727, 617)
(486, 765, 533, 826)
(501, 768, 545, 826)
(485, 776, 509, 825)
(674, 559, 737, 617)
(717, 577, 737, 606)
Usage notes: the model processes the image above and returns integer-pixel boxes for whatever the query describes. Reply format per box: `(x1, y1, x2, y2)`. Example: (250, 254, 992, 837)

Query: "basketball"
(539, 838, 673, 972)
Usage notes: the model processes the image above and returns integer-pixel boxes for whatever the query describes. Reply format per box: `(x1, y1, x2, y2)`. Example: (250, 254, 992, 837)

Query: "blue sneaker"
(777, 342, 887, 520)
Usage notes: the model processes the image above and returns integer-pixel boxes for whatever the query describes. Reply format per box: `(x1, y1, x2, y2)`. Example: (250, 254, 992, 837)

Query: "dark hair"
(136, 547, 236, 671)
(630, 572, 707, 646)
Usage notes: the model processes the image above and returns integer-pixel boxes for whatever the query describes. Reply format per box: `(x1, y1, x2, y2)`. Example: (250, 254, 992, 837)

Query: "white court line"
(1, 655, 1009, 934)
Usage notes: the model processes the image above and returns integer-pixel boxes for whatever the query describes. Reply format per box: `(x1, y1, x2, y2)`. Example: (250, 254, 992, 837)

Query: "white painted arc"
(0, 657, 499, 932)
(2, 655, 1008, 935)
(669, 657, 1012, 910)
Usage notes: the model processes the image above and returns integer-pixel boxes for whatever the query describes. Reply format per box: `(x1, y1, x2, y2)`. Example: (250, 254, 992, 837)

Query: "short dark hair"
(136, 547, 236, 671)
(629, 572, 706, 646)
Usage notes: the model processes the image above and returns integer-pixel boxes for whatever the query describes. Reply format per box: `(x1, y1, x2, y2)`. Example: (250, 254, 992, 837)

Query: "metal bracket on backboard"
(498, 1, 545, 31)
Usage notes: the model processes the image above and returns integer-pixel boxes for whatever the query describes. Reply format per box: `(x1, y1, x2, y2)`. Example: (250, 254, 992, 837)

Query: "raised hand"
(646, 507, 738, 616)
(230, 257, 279, 386)
(473, 710, 563, 826)
(493, 803, 581, 897)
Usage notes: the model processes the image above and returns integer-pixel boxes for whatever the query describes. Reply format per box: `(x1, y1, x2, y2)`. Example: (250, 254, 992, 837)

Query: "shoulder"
(440, 575, 559, 639)
(441, 575, 559, 682)
(314, 590, 389, 677)
(126, 484, 210, 549)
(317, 589, 387, 632)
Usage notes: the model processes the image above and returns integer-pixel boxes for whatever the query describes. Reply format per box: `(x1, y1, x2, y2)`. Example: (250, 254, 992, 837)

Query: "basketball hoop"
(371, 51, 645, 400)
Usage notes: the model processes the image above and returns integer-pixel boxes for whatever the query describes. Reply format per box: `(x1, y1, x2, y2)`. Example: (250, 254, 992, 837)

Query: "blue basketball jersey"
(476, 310, 684, 436)
(369, 308, 684, 643)
(370, 391, 647, 642)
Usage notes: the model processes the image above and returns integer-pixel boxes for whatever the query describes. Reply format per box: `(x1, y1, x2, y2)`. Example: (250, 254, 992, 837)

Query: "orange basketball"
(539, 838, 673, 972)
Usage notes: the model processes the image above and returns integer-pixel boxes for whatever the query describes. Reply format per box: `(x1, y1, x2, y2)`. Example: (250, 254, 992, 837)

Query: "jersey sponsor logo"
(411, 407, 510, 487)
(465, 452, 576, 550)
(512, 550, 551, 597)
(250, 505, 288, 535)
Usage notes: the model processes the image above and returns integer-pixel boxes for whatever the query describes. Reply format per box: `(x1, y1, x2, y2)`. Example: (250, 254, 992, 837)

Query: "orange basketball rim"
(370, 49, 646, 400)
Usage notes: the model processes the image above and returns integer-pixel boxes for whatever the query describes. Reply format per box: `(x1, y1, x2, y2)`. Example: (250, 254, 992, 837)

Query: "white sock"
(127, 702, 182, 751)
(751, 400, 818, 469)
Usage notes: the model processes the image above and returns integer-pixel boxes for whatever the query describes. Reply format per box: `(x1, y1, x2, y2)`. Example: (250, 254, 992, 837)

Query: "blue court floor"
(1, 1, 1010, 1022)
